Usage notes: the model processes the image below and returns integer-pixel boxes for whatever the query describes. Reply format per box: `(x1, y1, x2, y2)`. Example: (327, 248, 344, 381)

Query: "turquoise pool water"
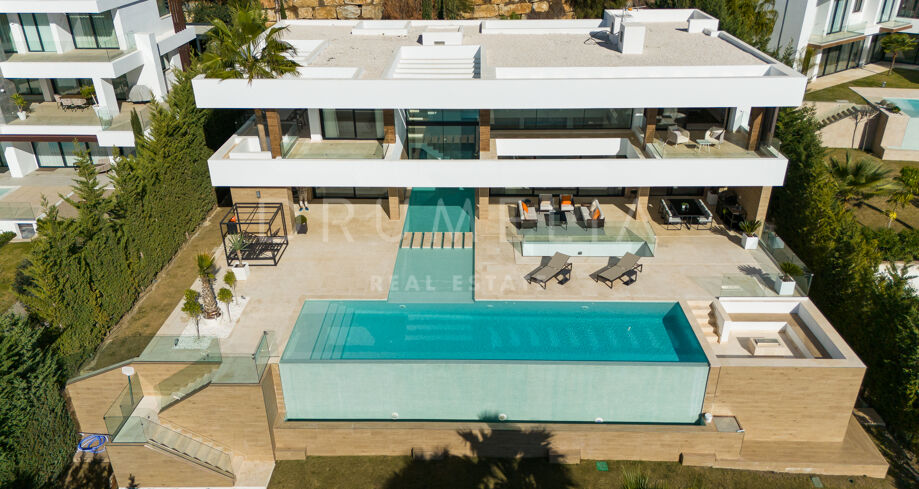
(889, 98, 919, 118)
(0, 187, 12, 199)
(284, 301, 704, 362)
(388, 248, 474, 303)
(280, 301, 709, 423)
(403, 187, 474, 232)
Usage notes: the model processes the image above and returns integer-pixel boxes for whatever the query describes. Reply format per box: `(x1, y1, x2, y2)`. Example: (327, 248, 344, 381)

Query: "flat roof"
(281, 18, 766, 81)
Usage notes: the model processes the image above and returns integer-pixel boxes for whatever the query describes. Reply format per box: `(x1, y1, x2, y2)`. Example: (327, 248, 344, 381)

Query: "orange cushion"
(592, 208, 601, 220)
(521, 203, 529, 214)
(561, 199, 572, 206)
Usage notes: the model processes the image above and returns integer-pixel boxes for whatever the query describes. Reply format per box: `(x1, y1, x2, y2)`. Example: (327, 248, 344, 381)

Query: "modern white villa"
(771, 0, 919, 79)
(0, 0, 194, 237)
(64, 9, 891, 488)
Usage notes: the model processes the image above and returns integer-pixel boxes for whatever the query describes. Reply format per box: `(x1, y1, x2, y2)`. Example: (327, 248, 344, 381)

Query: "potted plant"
(226, 234, 250, 280)
(295, 214, 308, 234)
(775, 261, 802, 296)
(80, 85, 97, 106)
(10, 93, 27, 120)
(738, 220, 761, 250)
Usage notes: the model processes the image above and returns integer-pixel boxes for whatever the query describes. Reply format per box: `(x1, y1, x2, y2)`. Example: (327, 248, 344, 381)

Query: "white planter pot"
(741, 234, 759, 250)
(775, 278, 796, 296)
(706, 192, 718, 206)
(16, 111, 26, 120)
(231, 263, 250, 280)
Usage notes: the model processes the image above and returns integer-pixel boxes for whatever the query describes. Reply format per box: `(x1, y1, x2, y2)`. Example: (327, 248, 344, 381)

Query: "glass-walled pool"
(280, 301, 709, 424)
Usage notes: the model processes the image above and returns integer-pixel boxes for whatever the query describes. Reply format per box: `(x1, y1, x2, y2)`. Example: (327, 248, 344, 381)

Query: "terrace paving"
(153, 195, 783, 357)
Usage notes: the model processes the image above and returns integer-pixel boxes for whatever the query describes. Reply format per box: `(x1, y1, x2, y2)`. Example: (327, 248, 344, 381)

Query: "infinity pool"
(280, 301, 710, 423)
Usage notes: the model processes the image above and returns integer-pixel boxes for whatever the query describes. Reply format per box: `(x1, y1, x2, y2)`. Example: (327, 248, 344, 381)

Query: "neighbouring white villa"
(770, 0, 919, 79)
(64, 10, 891, 488)
(0, 0, 195, 238)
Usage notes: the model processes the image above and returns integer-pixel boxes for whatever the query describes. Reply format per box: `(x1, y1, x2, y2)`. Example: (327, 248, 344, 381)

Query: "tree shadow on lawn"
(381, 425, 576, 489)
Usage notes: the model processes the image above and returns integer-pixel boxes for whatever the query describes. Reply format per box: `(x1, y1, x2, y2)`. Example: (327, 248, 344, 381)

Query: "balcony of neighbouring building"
(0, 48, 143, 79)
(808, 23, 867, 49)
(3, 100, 151, 133)
(878, 19, 913, 33)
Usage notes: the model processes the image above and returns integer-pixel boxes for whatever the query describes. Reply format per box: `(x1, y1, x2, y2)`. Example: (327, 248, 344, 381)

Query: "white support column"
(8, 15, 27, 54)
(47, 13, 73, 53)
(4, 142, 38, 178)
(38, 79, 54, 102)
(729, 106, 750, 132)
(92, 77, 119, 114)
(308, 108, 323, 142)
(133, 32, 167, 100)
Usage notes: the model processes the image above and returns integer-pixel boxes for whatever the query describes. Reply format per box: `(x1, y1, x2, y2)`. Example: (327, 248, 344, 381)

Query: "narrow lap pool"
(280, 301, 709, 424)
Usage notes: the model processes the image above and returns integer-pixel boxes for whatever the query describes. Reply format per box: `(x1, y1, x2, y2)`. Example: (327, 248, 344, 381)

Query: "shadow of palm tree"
(381, 426, 576, 489)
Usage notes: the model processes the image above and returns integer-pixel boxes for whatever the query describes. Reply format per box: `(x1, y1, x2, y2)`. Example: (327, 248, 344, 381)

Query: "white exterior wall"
(3, 142, 37, 178)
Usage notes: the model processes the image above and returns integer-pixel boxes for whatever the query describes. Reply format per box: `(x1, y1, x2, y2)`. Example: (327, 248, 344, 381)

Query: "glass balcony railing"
(102, 373, 143, 438)
(759, 225, 813, 295)
(505, 219, 657, 256)
(808, 23, 867, 47)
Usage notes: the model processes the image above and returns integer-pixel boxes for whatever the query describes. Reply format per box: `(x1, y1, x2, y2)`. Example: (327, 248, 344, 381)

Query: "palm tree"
(881, 33, 918, 75)
(195, 253, 221, 319)
(826, 152, 892, 206)
(200, 0, 300, 154)
(887, 166, 919, 211)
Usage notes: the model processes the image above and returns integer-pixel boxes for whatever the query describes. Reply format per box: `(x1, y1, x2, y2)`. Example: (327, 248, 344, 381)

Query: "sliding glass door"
(879, 0, 896, 22)
(68, 13, 119, 49)
(32, 141, 105, 167)
(19, 13, 54, 52)
(320, 110, 384, 139)
(0, 15, 16, 54)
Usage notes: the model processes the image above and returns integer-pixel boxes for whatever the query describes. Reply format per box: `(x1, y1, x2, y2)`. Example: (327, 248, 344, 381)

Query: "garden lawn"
(825, 149, 919, 230)
(805, 68, 919, 104)
(77, 208, 224, 374)
(267, 458, 895, 489)
(0, 241, 30, 313)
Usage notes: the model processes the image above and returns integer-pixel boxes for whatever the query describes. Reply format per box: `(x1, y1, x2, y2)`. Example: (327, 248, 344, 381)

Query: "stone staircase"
(400, 231, 474, 249)
(142, 418, 235, 479)
(687, 300, 719, 345)
(816, 103, 861, 128)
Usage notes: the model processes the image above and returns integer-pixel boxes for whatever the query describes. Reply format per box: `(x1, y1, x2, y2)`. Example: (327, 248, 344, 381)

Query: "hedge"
(771, 106, 919, 451)
(4, 65, 224, 487)
(0, 231, 14, 248)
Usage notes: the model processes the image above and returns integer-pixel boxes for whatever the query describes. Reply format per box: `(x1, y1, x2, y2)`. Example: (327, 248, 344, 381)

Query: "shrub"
(0, 231, 15, 248)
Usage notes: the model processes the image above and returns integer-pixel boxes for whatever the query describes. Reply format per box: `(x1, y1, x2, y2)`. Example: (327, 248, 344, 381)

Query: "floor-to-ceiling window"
(0, 15, 16, 54)
(51, 78, 93, 95)
(819, 39, 865, 76)
(32, 141, 106, 167)
(879, 0, 896, 22)
(406, 109, 478, 160)
(491, 188, 626, 197)
(320, 109, 384, 139)
(491, 109, 632, 131)
(871, 33, 919, 65)
(900, 0, 919, 18)
(67, 12, 119, 49)
(19, 13, 54, 52)
(312, 187, 388, 199)
(156, 0, 171, 16)
(12, 79, 42, 96)
(827, 0, 849, 34)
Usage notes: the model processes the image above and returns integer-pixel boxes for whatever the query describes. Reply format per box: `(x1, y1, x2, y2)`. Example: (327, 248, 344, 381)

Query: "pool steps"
(399, 231, 474, 249)
(686, 300, 719, 344)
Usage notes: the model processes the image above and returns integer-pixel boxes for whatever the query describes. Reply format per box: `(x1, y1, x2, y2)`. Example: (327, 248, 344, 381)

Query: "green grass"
(825, 149, 919, 230)
(805, 68, 919, 104)
(267, 458, 895, 489)
(0, 241, 31, 313)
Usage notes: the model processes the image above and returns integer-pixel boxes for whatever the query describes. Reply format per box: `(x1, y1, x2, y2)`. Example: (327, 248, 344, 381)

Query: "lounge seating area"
(515, 194, 606, 230)
(526, 252, 572, 289)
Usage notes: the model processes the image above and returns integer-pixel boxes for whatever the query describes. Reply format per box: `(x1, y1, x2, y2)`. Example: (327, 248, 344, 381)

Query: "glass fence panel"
(759, 227, 813, 295)
(102, 373, 143, 439)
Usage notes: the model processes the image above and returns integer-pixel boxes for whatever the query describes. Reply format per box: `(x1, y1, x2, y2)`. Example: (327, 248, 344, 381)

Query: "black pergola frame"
(219, 203, 288, 267)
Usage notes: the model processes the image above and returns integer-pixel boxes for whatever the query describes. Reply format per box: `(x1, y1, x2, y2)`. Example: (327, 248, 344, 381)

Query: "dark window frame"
(827, 0, 849, 34)
(852, 0, 863, 12)
(19, 13, 52, 52)
(66, 12, 119, 50)
(319, 109, 384, 140)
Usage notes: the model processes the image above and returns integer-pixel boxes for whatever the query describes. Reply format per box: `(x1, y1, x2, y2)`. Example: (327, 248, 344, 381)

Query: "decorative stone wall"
(261, 0, 573, 21)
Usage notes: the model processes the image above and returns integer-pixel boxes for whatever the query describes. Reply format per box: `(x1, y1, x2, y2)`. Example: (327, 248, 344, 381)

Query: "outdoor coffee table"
(695, 139, 714, 152)
(545, 211, 568, 230)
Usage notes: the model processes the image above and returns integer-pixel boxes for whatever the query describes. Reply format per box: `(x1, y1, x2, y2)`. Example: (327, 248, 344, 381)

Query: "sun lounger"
(526, 252, 572, 289)
(594, 252, 643, 288)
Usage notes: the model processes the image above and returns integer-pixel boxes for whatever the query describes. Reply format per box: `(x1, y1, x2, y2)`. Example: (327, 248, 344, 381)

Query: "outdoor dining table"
(664, 198, 707, 229)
